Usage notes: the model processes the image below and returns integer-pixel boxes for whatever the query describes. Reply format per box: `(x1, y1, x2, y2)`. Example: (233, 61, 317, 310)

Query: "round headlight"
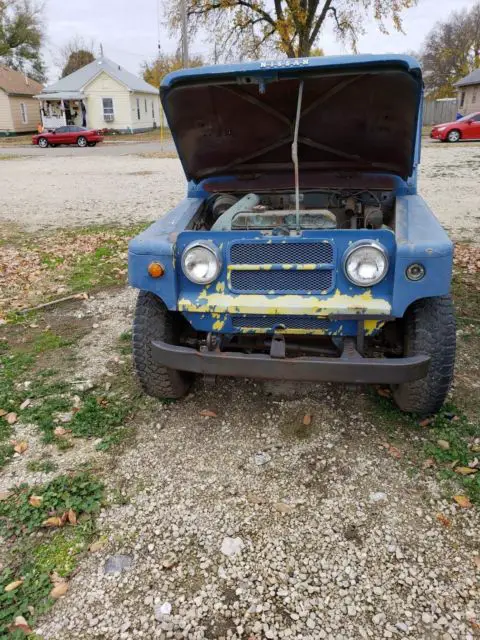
(182, 241, 221, 285)
(343, 241, 388, 287)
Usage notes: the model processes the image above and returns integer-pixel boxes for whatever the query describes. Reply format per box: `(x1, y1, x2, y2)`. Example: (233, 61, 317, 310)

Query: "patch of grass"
(0, 473, 103, 637)
(26, 459, 59, 474)
(119, 330, 132, 355)
(0, 442, 14, 469)
(32, 330, 71, 354)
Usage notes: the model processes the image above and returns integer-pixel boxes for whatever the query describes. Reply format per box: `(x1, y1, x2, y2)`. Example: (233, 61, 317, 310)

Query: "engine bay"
(197, 189, 395, 235)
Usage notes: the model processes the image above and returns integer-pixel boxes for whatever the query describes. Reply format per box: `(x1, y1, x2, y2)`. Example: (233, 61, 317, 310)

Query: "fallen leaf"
(67, 509, 77, 525)
(436, 513, 451, 528)
(28, 495, 43, 507)
(302, 413, 312, 426)
(455, 466, 477, 476)
(0, 408, 7, 416)
(10, 616, 31, 634)
(274, 502, 296, 514)
(376, 387, 391, 398)
(50, 571, 67, 586)
(437, 439, 450, 450)
(453, 495, 473, 509)
(6, 412, 18, 425)
(383, 443, 402, 459)
(50, 583, 68, 599)
(89, 540, 106, 552)
(473, 556, 480, 570)
(53, 426, 71, 437)
(419, 417, 433, 427)
(19, 399, 31, 410)
(199, 409, 217, 418)
(423, 458, 435, 469)
(4, 579, 23, 592)
(0, 491, 11, 501)
(42, 516, 64, 527)
(13, 441, 28, 454)
(246, 493, 265, 505)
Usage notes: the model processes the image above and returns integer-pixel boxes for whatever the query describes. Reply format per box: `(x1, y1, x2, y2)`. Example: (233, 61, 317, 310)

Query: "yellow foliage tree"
(142, 52, 204, 88)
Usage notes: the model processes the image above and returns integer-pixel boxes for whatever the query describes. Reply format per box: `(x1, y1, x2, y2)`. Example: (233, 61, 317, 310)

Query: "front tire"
(447, 129, 461, 143)
(38, 137, 48, 148)
(132, 291, 192, 399)
(77, 136, 87, 147)
(393, 296, 456, 415)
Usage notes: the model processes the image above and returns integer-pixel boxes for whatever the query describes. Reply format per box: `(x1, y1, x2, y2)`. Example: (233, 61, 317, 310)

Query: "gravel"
(1, 141, 479, 241)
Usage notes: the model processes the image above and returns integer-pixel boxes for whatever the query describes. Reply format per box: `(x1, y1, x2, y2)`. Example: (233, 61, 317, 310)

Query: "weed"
(0, 442, 14, 469)
(26, 459, 59, 474)
(32, 331, 71, 354)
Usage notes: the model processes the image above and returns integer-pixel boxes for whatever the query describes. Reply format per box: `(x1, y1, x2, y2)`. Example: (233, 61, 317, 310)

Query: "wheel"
(447, 129, 461, 143)
(87, 142, 96, 147)
(77, 136, 87, 147)
(38, 137, 48, 148)
(393, 296, 456, 415)
(50, 144, 58, 148)
(132, 291, 192, 399)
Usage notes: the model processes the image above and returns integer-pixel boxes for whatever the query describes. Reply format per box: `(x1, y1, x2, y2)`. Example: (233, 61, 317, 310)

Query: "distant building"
(0, 66, 43, 135)
(455, 69, 480, 115)
(35, 56, 160, 132)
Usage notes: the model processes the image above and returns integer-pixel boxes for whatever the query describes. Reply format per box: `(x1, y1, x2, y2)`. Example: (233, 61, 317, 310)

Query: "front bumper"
(152, 340, 430, 384)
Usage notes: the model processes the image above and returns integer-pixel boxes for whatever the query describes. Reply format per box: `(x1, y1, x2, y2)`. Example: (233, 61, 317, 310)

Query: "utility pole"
(180, 0, 189, 67)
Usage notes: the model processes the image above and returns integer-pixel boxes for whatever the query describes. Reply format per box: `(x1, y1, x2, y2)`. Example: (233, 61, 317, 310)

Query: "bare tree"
(57, 35, 96, 78)
(165, 0, 417, 61)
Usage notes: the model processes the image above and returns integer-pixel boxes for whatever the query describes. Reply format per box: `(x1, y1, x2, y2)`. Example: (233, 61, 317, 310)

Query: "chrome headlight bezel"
(181, 240, 222, 285)
(343, 241, 389, 287)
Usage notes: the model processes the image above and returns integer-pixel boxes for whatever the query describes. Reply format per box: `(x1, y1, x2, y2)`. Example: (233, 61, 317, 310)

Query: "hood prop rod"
(292, 80, 304, 233)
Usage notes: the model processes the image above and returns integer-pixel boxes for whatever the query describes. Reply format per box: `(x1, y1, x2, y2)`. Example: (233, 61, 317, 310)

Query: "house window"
(473, 88, 477, 104)
(145, 98, 147, 113)
(151, 101, 154, 118)
(20, 103, 28, 124)
(102, 98, 114, 119)
(136, 98, 140, 120)
(460, 91, 466, 107)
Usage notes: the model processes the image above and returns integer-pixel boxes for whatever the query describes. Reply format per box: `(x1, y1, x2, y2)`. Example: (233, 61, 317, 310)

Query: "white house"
(35, 56, 161, 132)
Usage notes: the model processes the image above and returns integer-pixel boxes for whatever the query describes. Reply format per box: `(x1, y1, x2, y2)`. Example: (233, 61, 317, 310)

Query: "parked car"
(430, 112, 480, 142)
(32, 126, 104, 148)
(128, 55, 456, 415)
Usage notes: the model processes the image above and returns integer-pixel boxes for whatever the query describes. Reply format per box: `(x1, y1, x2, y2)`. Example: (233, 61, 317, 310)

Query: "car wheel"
(87, 142, 96, 147)
(77, 136, 87, 147)
(447, 129, 461, 143)
(133, 291, 193, 399)
(392, 296, 456, 415)
(38, 137, 48, 148)
(50, 144, 58, 148)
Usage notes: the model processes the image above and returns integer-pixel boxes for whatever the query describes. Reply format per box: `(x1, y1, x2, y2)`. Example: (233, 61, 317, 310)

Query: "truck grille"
(232, 315, 329, 330)
(228, 240, 335, 293)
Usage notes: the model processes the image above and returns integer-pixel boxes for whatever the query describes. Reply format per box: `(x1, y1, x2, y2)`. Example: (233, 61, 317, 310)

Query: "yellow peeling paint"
(178, 288, 391, 316)
(364, 320, 385, 335)
(215, 281, 225, 293)
(212, 317, 226, 331)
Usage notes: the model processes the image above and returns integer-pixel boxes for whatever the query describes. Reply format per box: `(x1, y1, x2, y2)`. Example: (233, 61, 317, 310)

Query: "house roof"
(0, 65, 43, 96)
(455, 68, 480, 88)
(39, 56, 158, 96)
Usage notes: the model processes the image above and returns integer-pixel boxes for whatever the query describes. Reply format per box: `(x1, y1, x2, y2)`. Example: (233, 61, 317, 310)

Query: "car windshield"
(457, 113, 479, 122)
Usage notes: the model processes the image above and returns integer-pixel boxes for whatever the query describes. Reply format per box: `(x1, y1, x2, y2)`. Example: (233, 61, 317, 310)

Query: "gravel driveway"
(1, 140, 479, 241)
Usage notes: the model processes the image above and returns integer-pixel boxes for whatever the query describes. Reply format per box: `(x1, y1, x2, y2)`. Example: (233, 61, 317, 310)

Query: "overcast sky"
(42, 0, 479, 83)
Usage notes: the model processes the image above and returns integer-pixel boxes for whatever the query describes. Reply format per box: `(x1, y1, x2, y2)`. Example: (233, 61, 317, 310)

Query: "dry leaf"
(13, 441, 28, 454)
(383, 443, 402, 459)
(28, 495, 43, 507)
(274, 502, 296, 514)
(67, 509, 77, 525)
(473, 556, 480, 570)
(0, 408, 7, 416)
(0, 491, 11, 501)
(455, 466, 477, 476)
(10, 616, 31, 634)
(50, 583, 69, 599)
(4, 579, 23, 592)
(199, 409, 217, 418)
(42, 516, 63, 527)
(423, 458, 435, 469)
(436, 513, 451, 528)
(376, 387, 391, 398)
(89, 540, 106, 552)
(302, 413, 312, 426)
(453, 495, 473, 509)
(419, 417, 433, 427)
(53, 426, 71, 437)
(437, 439, 450, 450)
(50, 571, 66, 586)
(6, 412, 17, 425)
(19, 399, 31, 410)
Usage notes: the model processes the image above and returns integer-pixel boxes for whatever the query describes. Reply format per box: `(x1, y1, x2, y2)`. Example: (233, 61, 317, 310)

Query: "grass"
(26, 459, 59, 474)
(0, 473, 103, 637)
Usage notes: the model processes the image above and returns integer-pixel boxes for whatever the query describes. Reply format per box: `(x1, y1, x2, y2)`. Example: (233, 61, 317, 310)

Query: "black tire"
(38, 137, 48, 148)
(50, 143, 58, 148)
(132, 291, 192, 399)
(393, 296, 456, 415)
(77, 136, 87, 147)
(447, 129, 461, 143)
(87, 142, 96, 147)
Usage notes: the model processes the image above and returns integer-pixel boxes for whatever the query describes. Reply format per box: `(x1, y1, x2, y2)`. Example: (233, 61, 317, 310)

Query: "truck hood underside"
(161, 61, 422, 182)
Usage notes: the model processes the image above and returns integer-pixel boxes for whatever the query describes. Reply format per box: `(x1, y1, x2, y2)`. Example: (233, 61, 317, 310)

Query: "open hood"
(161, 55, 423, 183)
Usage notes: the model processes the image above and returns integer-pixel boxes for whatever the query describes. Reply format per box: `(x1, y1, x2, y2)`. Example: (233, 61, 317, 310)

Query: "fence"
(422, 98, 457, 126)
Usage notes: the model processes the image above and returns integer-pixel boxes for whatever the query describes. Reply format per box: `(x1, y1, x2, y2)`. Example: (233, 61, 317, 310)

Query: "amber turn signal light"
(148, 262, 165, 278)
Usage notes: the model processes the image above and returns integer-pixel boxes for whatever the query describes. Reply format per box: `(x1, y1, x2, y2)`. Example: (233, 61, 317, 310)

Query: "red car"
(32, 125, 104, 148)
(430, 112, 480, 142)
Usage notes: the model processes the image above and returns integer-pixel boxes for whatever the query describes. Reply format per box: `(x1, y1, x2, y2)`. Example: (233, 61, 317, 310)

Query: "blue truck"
(128, 54, 456, 415)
